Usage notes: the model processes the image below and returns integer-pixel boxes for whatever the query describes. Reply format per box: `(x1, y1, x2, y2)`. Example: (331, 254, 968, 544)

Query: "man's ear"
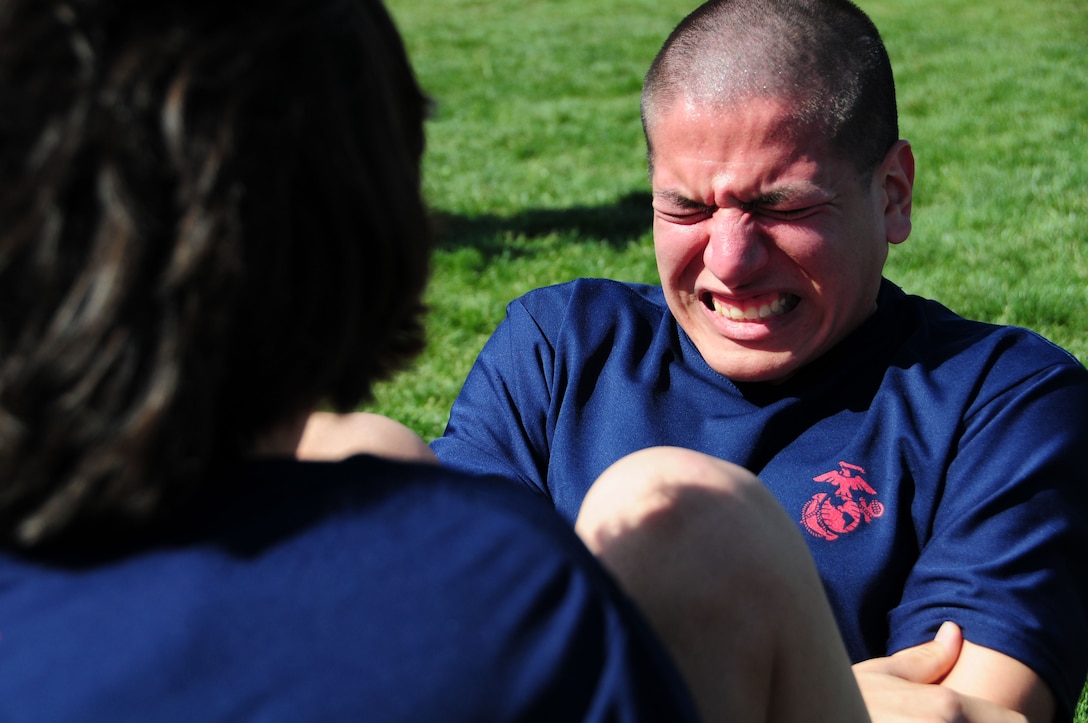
(878, 140, 914, 245)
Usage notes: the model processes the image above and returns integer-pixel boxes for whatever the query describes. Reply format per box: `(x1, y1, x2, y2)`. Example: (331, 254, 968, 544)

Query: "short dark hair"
(641, 0, 898, 175)
(0, 0, 432, 547)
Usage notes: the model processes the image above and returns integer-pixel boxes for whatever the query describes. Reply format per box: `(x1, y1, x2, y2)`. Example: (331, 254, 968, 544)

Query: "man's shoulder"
(514, 278, 665, 314)
(884, 282, 1086, 380)
(507, 278, 668, 338)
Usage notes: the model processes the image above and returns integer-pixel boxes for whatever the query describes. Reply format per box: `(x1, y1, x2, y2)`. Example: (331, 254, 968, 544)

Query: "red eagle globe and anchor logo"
(800, 461, 885, 541)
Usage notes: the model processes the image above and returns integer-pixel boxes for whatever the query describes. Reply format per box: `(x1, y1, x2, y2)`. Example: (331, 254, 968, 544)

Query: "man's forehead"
(647, 107, 852, 204)
(651, 93, 817, 150)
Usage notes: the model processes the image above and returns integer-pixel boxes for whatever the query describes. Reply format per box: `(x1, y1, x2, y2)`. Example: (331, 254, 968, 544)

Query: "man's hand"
(853, 622, 1029, 723)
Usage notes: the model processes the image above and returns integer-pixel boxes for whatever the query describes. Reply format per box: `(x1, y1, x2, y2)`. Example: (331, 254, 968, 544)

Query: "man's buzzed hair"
(642, 0, 898, 175)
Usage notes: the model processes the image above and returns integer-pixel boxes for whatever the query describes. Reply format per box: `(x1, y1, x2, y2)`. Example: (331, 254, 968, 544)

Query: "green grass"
(377, 0, 1088, 716)
(376, 0, 1088, 440)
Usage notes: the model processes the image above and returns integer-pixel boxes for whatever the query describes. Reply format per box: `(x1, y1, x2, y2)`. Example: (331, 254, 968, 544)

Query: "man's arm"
(881, 355, 1088, 721)
(942, 641, 1053, 723)
(854, 623, 1053, 723)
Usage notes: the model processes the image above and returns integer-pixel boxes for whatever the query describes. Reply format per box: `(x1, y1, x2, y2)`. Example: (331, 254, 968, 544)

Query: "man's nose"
(702, 210, 769, 285)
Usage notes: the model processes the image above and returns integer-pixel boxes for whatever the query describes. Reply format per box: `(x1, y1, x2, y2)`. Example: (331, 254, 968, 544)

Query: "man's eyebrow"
(653, 189, 706, 209)
(753, 190, 788, 205)
(753, 184, 832, 206)
(653, 184, 830, 211)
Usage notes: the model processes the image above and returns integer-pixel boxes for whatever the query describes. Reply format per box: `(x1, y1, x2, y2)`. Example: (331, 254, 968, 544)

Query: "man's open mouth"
(702, 293, 800, 321)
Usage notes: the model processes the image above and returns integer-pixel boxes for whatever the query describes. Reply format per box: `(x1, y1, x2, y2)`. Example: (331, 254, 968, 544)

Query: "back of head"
(0, 0, 431, 548)
(642, 0, 898, 174)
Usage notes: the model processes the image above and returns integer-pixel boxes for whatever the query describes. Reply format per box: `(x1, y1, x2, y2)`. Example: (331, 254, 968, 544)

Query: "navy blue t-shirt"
(433, 277, 1088, 718)
(0, 456, 697, 722)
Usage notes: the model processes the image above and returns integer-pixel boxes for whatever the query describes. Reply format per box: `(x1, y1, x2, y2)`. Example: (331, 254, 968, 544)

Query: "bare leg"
(575, 447, 870, 723)
(296, 412, 437, 464)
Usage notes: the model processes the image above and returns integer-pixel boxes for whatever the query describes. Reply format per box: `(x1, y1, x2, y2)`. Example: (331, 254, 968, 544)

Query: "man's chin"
(700, 347, 802, 384)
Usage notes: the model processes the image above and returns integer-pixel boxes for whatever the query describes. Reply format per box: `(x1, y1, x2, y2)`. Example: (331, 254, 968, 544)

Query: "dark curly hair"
(0, 0, 432, 547)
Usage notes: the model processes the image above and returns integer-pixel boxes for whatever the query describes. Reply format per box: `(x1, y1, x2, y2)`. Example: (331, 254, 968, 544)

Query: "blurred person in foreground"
(433, 0, 1088, 721)
(0, 0, 759, 718)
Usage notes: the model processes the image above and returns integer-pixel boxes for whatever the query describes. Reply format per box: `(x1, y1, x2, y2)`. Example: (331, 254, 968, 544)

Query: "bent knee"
(586, 447, 760, 502)
(575, 447, 784, 555)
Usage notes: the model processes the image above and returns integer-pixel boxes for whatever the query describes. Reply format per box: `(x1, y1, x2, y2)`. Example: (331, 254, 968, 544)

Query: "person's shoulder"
(509, 278, 667, 334)
(219, 457, 628, 609)
(268, 456, 587, 553)
(514, 278, 664, 312)
(889, 284, 1087, 380)
(345, 457, 588, 546)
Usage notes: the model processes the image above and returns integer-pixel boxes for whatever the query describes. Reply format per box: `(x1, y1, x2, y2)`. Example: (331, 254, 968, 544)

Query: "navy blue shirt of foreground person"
(0, 456, 698, 722)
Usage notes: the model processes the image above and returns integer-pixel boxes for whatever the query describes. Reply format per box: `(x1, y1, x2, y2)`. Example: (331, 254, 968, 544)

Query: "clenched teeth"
(708, 294, 799, 321)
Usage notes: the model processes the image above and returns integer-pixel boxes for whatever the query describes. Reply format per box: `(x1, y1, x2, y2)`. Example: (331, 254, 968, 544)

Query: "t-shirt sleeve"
(887, 356, 1088, 718)
(432, 292, 560, 497)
